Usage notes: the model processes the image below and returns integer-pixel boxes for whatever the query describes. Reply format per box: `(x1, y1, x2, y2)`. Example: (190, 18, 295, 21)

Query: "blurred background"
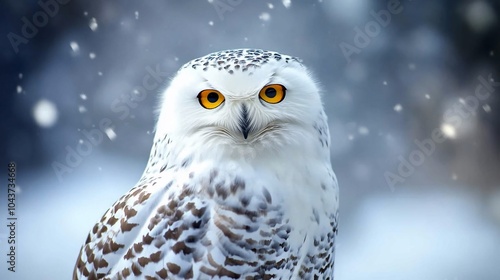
(1, 0, 500, 279)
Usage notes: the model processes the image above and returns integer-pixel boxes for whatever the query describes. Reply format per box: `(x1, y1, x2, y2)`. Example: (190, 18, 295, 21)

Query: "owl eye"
(197, 89, 225, 109)
(259, 84, 286, 104)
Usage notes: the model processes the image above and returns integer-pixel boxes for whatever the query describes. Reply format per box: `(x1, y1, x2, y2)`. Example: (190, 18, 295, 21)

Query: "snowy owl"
(73, 49, 339, 280)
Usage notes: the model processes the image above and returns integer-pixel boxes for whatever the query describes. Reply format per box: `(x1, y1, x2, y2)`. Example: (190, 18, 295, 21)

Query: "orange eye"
(259, 84, 286, 104)
(197, 89, 225, 109)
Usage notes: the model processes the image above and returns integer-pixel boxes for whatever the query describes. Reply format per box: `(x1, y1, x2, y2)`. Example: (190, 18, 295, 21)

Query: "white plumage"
(73, 49, 339, 280)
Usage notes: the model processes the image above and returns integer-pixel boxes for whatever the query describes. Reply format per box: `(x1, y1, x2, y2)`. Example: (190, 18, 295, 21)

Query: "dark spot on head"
(160, 164, 167, 172)
(181, 157, 192, 168)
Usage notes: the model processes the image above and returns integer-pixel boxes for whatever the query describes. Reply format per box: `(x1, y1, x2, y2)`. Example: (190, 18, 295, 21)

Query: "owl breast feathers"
(74, 49, 339, 280)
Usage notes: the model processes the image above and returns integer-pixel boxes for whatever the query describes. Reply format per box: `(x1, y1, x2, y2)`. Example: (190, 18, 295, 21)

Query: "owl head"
(155, 49, 327, 160)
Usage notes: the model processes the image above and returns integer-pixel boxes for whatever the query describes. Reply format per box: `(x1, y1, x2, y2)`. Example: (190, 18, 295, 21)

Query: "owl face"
(156, 50, 323, 157)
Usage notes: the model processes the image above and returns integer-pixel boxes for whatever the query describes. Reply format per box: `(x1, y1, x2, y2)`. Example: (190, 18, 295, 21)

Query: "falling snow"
(383, 81, 388, 85)
(268, 3, 274, 9)
(425, 94, 431, 99)
(483, 104, 491, 112)
(16, 85, 22, 94)
(282, 0, 291, 8)
(259, 12, 271, 21)
(208, 21, 214, 26)
(33, 99, 58, 128)
(89, 52, 96, 59)
(89, 17, 98, 31)
(105, 128, 117, 140)
(98, 71, 103, 76)
(70, 41, 79, 53)
(18, 73, 23, 79)
(78, 105, 87, 113)
(80, 93, 87, 100)
(135, 11, 139, 20)
(441, 123, 456, 139)
(394, 104, 403, 112)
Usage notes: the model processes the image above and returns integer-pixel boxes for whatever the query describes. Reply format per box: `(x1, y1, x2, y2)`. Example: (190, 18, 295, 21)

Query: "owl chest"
(159, 159, 336, 278)
(183, 159, 335, 248)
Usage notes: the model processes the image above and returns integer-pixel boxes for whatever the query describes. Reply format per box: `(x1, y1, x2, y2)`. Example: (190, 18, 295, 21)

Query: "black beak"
(239, 104, 251, 139)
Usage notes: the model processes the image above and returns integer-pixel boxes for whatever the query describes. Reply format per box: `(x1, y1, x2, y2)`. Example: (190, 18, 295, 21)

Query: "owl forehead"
(182, 49, 301, 75)
(179, 49, 303, 97)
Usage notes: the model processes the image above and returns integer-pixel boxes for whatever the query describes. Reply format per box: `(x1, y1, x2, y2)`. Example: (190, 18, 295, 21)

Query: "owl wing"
(74, 168, 294, 279)
(72, 176, 172, 280)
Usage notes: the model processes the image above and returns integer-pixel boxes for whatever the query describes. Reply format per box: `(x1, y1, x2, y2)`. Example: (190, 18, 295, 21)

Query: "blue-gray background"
(1, 0, 500, 279)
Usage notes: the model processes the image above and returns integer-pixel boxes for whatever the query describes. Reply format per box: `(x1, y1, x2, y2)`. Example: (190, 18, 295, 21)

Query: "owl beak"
(239, 104, 251, 139)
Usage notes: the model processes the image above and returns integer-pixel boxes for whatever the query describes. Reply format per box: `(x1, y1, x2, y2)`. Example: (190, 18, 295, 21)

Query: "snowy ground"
(336, 191, 500, 280)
